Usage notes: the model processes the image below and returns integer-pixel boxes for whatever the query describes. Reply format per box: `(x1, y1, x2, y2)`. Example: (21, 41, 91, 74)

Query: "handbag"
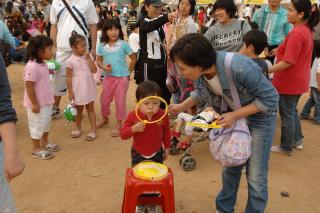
(209, 52, 252, 167)
(61, 0, 92, 50)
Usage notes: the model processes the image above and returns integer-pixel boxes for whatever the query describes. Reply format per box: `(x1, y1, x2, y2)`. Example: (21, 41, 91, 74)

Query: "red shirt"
(120, 109, 171, 156)
(272, 24, 313, 95)
(198, 11, 205, 27)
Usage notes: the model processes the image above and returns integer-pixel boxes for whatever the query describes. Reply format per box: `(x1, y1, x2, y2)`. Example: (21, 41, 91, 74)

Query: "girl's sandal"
(71, 129, 82, 138)
(44, 143, 60, 152)
(111, 126, 120, 137)
(86, 132, 97, 141)
(32, 150, 54, 160)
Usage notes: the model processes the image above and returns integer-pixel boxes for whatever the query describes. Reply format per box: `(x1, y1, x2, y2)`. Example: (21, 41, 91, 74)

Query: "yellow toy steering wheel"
(135, 96, 168, 124)
(185, 121, 222, 129)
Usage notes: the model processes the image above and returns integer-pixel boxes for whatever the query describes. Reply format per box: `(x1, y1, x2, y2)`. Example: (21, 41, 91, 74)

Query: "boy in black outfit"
(240, 29, 270, 80)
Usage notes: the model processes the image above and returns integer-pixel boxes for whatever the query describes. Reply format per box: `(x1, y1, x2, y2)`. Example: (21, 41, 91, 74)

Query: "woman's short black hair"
(136, 81, 162, 101)
(213, 0, 238, 19)
(243, 30, 268, 55)
(170, 33, 217, 70)
(178, 0, 196, 16)
(292, 0, 319, 30)
(69, 34, 86, 47)
(26, 35, 53, 63)
(100, 19, 124, 44)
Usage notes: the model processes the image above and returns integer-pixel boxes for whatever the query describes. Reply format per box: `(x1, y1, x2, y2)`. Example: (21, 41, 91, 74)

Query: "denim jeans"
(279, 95, 304, 151)
(0, 142, 17, 213)
(301, 87, 320, 123)
(216, 112, 276, 213)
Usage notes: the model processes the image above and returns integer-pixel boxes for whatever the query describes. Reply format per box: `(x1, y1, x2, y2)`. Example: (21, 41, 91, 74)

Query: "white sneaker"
(135, 205, 146, 213)
(147, 205, 161, 213)
(271, 145, 292, 156)
(294, 144, 304, 150)
(52, 108, 62, 119)
(271, 145, 283, 152)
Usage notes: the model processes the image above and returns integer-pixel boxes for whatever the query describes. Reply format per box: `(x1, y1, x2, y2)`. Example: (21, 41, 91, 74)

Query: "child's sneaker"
(52, 107, 62, 119)
(135, 205, 146, 213)
(178, 141, 190, 151)
(147, 205, 161, 213)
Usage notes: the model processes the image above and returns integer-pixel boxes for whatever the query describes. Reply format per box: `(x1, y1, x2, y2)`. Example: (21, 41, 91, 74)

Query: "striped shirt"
(253, 6, 292, 46)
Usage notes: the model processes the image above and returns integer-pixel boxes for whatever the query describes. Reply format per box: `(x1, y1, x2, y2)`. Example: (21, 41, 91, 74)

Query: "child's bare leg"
(75, 105, 84, 131)
(85, 102, 96, 133)
(32, 138, 42, 153)
(40, 132, 49, 147)
(175, 119, 185, 133)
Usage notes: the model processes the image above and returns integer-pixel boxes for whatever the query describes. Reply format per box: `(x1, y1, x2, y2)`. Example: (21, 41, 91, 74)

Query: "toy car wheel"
(179, 153, 191, 165)
(170, 145, 180, 155)
(180, 156, 196, 171)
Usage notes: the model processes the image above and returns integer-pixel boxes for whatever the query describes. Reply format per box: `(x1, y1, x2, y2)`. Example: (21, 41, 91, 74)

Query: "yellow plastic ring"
(135, 96, 168, 124)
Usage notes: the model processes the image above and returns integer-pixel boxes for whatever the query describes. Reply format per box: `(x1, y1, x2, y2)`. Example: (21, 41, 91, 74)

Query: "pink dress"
(66, 54, 96, 105)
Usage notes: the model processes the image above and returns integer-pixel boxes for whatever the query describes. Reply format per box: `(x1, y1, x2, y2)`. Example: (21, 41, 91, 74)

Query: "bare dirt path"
(6, 64, 320, 213)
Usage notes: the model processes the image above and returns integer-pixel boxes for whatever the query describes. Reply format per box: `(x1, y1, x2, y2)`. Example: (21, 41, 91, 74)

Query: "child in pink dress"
(66, 34, 97, 141)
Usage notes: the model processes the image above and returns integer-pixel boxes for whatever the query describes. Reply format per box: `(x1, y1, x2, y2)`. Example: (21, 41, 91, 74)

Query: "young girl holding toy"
(95, 19, 137, 137)
(66, 34, 97, 141)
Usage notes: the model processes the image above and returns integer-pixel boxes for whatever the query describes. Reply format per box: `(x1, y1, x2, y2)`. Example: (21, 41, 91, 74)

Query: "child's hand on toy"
(32, 103, 40, 113)
(105, 64, 112, 72)
(131, 122, 146, 133)
(216, 112, 237, 128)
(68, 92, 75, 101)
(164, 148, 170, 161)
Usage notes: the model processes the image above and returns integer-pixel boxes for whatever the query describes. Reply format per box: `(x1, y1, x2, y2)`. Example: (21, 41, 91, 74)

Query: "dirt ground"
(6, 64, 320, 213)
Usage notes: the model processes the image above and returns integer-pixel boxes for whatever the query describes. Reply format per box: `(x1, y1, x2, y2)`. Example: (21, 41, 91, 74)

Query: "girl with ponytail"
(269, 0, 320, 155)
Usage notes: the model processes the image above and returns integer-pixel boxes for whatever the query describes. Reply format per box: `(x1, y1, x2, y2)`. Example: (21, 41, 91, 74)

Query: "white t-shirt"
(243, 6, 251, 18)
(204, 75, 223, 96)
(310, 58, 320, 88)
(50, 0, 98, 51)
(128, 32, 140, 53)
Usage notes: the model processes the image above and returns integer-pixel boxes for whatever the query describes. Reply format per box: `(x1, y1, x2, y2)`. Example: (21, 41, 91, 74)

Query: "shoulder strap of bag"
(224, 52, 241, 110)
(61, 0, 88, 36)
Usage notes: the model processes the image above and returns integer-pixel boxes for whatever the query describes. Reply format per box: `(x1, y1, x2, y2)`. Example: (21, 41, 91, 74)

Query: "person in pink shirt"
(66, 34, 97, 141)
(269, 0, 320, 155)
(24, 35, 60, 160)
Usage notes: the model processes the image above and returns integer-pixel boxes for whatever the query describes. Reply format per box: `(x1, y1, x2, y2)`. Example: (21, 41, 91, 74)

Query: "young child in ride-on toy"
(171, 107, 220, 152)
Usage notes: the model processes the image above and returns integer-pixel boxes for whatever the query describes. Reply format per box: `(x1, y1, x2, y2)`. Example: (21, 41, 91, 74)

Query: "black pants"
(135, 58, 171, 108)
(131, 147, 164, 167)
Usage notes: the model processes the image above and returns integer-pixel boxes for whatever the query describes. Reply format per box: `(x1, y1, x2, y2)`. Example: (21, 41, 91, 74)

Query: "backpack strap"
(61, 0, 88, 37)
(224, 52, 241, 110)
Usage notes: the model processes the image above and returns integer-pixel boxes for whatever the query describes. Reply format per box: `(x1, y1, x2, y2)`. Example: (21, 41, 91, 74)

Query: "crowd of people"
(1, 0, 320, 212)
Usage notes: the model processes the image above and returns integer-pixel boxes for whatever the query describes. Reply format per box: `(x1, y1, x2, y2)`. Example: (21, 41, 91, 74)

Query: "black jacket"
(139, 15, 168, 62)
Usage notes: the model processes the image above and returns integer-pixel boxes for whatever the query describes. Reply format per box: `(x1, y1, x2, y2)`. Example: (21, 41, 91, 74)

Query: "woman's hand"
(216, 112, 238, 128)
(4, 152, 25, 182)
(168, 104, 183, 116)
(267, 48, 278, 57)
